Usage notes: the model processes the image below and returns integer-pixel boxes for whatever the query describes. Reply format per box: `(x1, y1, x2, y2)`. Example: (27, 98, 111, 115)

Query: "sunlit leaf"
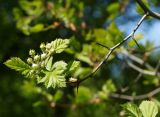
(128, 34, 143, 47)
(39, 61, 67, 88)
(139, 101, 158, 117)
(51, 39, 70, 53)
(45, 57, 53, 71)
(67, 61, 80, 74)
(4, 57, 31, 75)
(122, 103, 143, 117)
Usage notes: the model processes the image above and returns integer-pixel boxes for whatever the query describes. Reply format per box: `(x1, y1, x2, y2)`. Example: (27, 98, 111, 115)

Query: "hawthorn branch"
(155, 60, 160, 75)
(110, 87, 160, 101)
(135, 0, 160, 19)
(121, 49, 154, 70)
(77, 13, 148, 84)
(127, 61, 160, 77)
(147, 45, 160, 52)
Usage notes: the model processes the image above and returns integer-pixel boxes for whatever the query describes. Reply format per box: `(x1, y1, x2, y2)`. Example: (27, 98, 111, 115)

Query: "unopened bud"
(69, 77, 77, 83)
(27, 58, 33, 64)
(40, 43, 46, 51)
(32, 64, 39, 69)
(34, 55, 40, 62)
(29, 49, 35, 56)
(46, 43, 52, 50)
(41, 53, 47, 60)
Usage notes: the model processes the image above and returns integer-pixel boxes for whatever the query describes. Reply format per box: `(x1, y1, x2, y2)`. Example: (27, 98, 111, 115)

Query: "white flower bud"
(32, 63, 39, 69)
(69, 77, 77, 83)
(46, 43, 52, 50)
(29, 49, 35, 56)
(40, 43, 46, 51)
(34, 55, 40, 62)
(27, 58, 33, 64)
(41, 53, 47, 60)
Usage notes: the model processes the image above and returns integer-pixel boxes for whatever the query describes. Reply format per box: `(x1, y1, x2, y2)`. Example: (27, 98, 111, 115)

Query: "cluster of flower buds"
(27, 41, 57, 71)
(27, 50, 43, 71)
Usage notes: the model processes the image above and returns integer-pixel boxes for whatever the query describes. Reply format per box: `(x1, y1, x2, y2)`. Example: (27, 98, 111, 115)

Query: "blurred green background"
(1, 0, 160, 117)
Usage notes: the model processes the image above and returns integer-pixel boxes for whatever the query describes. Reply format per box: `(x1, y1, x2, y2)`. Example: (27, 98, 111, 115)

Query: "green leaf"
(33, 101, 44, 107)
(54, 90, 63, 102)
(139, 101, 158, 117)
(75, 86, 92, 104)
(136, 0, 150, 15)
(51, 61, 67, 71)
(152, 98, 160, 109)
(39, 61, 67, 88)
(128, 34, 143, 47)
(4, 57, 31, 75)
(51, 39, 70, 53)
(106, 3, 119, 20)
(100, 80, 116, 99)
(107, 3, 119, 13)
(16, 17, 32, 35)
(45, 57, 53, 71)
(19, 0, 44, 16)
(122, 103, 143, 117)
(76, 53, 93, 66)
(67, 61, 80, 74)
(30, 24, 44, 33)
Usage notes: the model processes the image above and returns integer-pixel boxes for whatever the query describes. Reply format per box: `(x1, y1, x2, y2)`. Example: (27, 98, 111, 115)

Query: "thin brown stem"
(110, 87, 160, 101)
(127, 61, 160, 77)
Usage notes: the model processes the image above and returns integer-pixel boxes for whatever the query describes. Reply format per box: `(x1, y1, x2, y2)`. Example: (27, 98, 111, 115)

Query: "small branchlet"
(5, 39, 80, 89)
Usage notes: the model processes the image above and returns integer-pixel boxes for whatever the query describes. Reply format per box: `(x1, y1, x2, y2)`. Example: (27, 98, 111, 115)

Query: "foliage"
(122, 101, 158, 117)
(5, 39, 80, 88)
(1, 0, 160, 117)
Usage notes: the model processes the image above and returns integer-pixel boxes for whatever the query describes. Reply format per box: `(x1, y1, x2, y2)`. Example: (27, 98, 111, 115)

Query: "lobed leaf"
(122, 103, 143, 117)
(139, 101, 158, 117)
(39, 61, 67, 88)
(51, 39, 70, 53)
(4, 57, 31, 75)
(67, 61, 80, 74)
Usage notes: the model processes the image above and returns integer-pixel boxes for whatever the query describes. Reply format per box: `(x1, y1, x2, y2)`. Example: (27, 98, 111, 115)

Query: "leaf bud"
(29, 49, 35, 56)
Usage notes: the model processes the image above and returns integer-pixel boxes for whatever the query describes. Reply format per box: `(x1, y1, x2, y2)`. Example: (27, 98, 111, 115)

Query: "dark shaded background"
(0, 0, 160, 117)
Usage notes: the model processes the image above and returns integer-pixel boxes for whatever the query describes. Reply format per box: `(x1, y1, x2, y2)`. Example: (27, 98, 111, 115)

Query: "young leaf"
(67, 61, 80, 74)
(122, 103, 143, 117)
(4, 57, 31, 75)
(51, 61, 67, 71)
(51, 39, 70, 53)
(139, 101, 158, 117)
(30, 24, 44, 33)
(39, 61, 67, 88)
(45, 57, 53, 71)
